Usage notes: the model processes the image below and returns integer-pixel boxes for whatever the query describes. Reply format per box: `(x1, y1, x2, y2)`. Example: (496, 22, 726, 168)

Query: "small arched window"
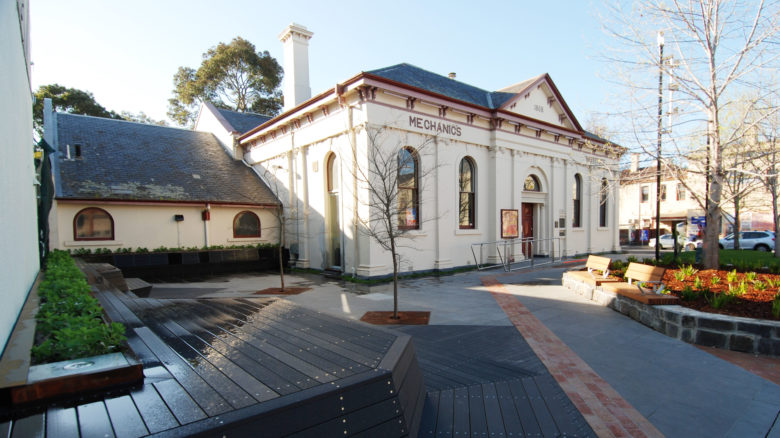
(233, 211, 261, 238)
(398, 147, 419, 229)
(599, 178, 608, 227)
(74, 207, 114, 240)
(572, 174, 582, 228)
(459, 157, 475, 229)
(524, 175, 541, 192)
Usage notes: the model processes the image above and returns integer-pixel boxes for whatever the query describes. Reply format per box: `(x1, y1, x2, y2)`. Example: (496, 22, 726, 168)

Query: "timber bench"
(600, 262, 679, 305)
(565, 255, 619, 286)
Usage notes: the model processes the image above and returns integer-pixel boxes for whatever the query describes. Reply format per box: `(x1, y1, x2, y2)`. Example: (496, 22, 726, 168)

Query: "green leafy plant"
(679, 265, 698, 279)
(773, 293, 780, 319)
(32, 250, 126, 364)
(710, 276, 721, 285)
(745, 271, 758, 282)
(626, 256, 638, 264)
(152, 246, 169, 253)
(135, 247, 149, 253)
(680, 286, 699, 301)
(754, 280, 767, 291)
(727, 269, 739, 284)
(728, 281, 748, 297)
(693, 276, 704, 291)
(706, 291, 735, 309)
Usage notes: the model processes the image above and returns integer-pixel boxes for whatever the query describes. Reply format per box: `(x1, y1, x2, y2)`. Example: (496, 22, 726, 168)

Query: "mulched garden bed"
(662, 268, 779, 321)
(359, 311, 430, 325)
(254, 287, 311, 295)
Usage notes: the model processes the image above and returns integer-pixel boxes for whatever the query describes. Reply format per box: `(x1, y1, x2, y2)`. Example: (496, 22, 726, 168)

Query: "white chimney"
(279, 23, 313, 112)
(630, 153, 640, 172)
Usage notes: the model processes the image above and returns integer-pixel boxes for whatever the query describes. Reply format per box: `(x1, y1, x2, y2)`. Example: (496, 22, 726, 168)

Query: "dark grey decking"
(398, 326, 595, 437)
(0, 290, 424, 437)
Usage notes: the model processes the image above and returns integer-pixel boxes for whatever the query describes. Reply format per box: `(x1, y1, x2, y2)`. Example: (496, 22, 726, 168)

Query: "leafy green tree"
(33, 84, 123, 135)
(167, 37, 283, 126)
(120, 111, 168, 126)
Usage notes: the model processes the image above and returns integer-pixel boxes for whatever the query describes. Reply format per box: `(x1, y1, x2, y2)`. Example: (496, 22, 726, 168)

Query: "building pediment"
(496, 74, 581, 131)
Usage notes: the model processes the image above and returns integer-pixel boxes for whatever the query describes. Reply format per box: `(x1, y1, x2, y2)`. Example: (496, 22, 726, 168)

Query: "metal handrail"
(471, 237, 564, 272)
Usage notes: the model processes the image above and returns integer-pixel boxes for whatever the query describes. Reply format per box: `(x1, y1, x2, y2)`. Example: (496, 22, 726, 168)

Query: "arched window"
(599, 178, 608, 227)
(73, 207, 114, 240)
(233, 211, 261, 238)
(459, 157, 475, 229)
(524, 175, 541, 192)
(398, 147, 419, 229)
(572, 174, 582, 228)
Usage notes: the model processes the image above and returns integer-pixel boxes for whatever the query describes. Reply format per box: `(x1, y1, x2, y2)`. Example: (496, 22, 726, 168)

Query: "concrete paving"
(146, 264, 780, 437)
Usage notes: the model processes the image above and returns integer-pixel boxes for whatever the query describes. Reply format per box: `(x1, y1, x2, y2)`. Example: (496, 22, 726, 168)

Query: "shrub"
(680, 286, 698, 301)
(32, 250, 126, 364)
(706, 291, 735, 309)
(773, 294, 780, 319)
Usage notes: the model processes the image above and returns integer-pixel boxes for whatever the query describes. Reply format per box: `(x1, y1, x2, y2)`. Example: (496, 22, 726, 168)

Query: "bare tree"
(748, 94, 780, 256)
(602, 0, 780, 268)
(352, 124, 436, 319)
(256, 165, 290, 291)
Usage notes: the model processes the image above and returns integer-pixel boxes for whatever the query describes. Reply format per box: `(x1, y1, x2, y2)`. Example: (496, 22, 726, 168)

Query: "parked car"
(648, 234, 683, 249)
(718, 231, 775, 251)
(683, 237, 703, 251)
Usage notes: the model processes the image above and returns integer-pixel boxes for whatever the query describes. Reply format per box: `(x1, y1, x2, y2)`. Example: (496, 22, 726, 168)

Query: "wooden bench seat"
(601, 263, 679, 305)
(566, 255, 619, 286)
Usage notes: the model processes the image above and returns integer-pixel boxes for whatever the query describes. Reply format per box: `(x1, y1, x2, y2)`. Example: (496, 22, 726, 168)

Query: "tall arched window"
(572, 174, 582, 228)
(233, 211, 261, 238)
(74, 207, 114, 240)
(398, 147, 419, 229)
(459, 157, 475, 229)
(327, 153, 338, 193)
(599, 178, 608, 227)
(524, 175, 541, 192)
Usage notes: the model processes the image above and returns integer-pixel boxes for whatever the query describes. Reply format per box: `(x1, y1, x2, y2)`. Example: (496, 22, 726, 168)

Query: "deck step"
(125, 278, 152, 297)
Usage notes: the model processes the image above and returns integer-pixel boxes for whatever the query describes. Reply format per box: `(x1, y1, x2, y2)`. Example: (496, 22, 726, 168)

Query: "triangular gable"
(496, 74, 582, 131)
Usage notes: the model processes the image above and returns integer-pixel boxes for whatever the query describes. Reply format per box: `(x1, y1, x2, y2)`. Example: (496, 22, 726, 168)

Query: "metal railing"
(471, 237, 564, 272)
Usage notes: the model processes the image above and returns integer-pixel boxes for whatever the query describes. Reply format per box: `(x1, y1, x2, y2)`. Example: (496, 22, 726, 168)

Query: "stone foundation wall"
(562, 273, 780, 357)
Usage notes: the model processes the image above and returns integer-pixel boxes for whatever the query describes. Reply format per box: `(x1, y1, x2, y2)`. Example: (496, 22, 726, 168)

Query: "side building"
(0, 0, 39, 354)
(44, 101, 281, 252)
(238, 24, 625, 278)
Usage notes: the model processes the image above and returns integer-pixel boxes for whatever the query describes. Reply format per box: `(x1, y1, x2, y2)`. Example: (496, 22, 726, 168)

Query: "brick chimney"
(279, 23, 313, 112)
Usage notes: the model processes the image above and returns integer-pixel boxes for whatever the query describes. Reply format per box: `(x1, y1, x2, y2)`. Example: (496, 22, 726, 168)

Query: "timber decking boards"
(1, 294, 410, 437)
(398, 325, 595, 437)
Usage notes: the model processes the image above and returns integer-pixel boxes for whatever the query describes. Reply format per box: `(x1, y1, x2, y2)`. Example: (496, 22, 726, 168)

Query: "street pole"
(655, 31, 664, 261)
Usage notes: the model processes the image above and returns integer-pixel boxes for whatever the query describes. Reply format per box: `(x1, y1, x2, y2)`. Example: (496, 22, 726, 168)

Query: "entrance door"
(522, 203, 534, 257)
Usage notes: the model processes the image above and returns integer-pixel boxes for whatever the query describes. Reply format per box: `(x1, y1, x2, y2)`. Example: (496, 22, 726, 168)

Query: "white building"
(237, 24, 624, 278)
(0, 0, 39, 354)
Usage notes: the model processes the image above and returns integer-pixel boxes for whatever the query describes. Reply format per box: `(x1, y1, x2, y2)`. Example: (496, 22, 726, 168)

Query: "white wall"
(51, 203, 278, 251)
(0, 0, 39, 354)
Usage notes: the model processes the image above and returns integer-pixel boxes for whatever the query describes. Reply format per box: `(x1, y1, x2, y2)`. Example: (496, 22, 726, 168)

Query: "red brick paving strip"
(482, 276, 664, 438)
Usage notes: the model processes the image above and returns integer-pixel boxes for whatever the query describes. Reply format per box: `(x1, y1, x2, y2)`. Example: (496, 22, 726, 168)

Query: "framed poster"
(501, 209, 519, 239)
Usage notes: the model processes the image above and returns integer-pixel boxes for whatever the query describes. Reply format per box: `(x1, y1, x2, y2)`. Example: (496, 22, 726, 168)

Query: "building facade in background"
(237, 24, 624, 278)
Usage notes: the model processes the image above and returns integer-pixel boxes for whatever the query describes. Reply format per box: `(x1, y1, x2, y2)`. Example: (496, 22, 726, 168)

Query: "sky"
(30, 0, 619, 127)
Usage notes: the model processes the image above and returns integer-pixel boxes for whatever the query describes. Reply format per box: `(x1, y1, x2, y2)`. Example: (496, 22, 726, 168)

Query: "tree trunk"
(734, 196, 741, 249)
(703, 110, 723, 269)
(279, 243, 285, 291)
(390, 238, 399, 319)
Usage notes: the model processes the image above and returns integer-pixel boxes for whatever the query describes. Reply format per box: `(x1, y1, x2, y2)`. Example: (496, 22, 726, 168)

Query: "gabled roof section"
(53, 113, 279, 205)
(496, 74, 583, 131)
(215, 107, 272, 134)
(368, 63, 501, 108)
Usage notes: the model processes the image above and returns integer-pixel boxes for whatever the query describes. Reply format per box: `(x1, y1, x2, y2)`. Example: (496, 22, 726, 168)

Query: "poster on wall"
(501, 209, 519, 239)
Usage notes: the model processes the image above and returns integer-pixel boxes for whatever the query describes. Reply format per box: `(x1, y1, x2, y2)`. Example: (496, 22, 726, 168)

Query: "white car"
(719, 231, 775, 251)
(648, 234, 683, 249)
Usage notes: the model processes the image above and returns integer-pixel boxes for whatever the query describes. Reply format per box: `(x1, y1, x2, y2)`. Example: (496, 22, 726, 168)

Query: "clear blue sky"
(30, 0, 616, 127)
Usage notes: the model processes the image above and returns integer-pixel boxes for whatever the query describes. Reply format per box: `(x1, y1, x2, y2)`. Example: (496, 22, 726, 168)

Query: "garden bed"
(664, 268, 779, 321)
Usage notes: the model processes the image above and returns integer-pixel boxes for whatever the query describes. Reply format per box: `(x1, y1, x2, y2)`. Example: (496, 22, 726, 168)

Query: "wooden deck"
(0, 289, 424, 437)
(399, 325, 595, 437)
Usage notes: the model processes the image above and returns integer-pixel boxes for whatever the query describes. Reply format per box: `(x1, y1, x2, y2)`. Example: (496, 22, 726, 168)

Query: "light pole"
(655, 31, 664, 261)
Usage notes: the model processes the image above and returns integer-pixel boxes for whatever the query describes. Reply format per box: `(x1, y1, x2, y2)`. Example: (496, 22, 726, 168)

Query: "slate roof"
(53, 113, 279, 205)
(367, 63, 516, 109)
(216, 108, 272, 134)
